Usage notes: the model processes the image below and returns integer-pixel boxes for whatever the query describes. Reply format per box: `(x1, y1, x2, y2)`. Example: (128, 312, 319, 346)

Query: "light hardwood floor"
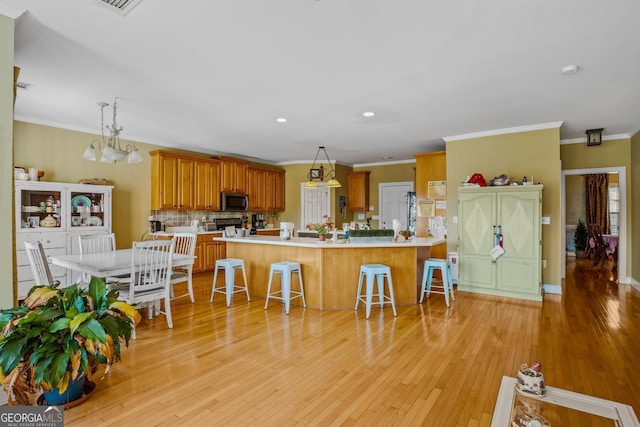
(64, 258, 639, 426)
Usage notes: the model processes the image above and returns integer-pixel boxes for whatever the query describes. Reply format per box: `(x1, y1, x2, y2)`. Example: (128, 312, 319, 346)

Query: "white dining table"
(50, 249, 195, 279)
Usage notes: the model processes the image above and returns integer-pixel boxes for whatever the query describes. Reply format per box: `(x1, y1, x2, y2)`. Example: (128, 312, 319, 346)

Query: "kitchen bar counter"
(216, 235, 446, 310)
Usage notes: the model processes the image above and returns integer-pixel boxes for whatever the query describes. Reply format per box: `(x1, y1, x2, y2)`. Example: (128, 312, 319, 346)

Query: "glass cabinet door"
(19, 187, 63, 230)
(69, 189, 107, 229)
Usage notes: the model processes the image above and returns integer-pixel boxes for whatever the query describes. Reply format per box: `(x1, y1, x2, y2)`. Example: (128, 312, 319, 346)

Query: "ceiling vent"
(94, 0, 143, 16)
(16, 82, 32, 90)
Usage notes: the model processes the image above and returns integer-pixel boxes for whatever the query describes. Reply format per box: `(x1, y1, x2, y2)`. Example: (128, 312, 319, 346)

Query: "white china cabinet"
(15, 181, 113, 299)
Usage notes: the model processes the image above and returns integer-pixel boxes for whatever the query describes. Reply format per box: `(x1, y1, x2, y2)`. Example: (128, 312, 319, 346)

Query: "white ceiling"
(4, 0, 640, 166)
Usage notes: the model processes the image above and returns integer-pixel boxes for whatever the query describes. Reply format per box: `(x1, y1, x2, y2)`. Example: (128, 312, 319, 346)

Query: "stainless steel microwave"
(221, 192, 249, 212)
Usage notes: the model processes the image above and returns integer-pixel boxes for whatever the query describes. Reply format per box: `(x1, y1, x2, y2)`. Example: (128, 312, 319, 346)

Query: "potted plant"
(0, 278, 140, 406)
(574, 219, 588, 258)
(399, 229, 411, 240)
(306, 215, 333, 241)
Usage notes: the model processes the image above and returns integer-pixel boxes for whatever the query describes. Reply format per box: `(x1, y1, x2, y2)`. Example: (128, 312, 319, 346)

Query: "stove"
(204, 217, 244, 231)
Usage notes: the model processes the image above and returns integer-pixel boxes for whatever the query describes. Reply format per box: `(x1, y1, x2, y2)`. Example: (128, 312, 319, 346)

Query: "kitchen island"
(215, 236, 446, 310)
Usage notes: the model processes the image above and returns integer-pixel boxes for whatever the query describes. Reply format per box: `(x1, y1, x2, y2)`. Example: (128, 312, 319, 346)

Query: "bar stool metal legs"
(420, 258, 454, 307)
(355, 264, 397, 319)
(210, 258, 250, 307)
(264, 262, 306, 315)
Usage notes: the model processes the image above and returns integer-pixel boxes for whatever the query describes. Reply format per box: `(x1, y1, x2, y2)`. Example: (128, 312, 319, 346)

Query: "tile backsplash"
(150, 210, 279, 227)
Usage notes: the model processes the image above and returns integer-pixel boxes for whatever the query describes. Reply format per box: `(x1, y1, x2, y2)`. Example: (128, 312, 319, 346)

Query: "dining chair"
(78, 233, 116, 254)
(77, 233, 123, 284)
(111, 240, 175, 337)
(587, 223, 608, 269)
(170, 233, 197, 303)
(23, 241, 59, 288)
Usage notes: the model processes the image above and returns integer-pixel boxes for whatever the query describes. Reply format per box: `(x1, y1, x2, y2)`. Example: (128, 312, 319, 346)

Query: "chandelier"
(82, 98, 143, 164)
(304, 146, 341, 189)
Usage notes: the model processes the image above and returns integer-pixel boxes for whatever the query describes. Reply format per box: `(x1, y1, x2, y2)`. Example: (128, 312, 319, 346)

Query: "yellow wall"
(566, 175, 585, 225)
(445, 127, 562, 287)
(1, 15, 15, 307)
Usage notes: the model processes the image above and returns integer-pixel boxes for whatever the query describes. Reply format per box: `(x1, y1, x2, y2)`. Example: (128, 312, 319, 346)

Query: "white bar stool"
(264, 262, 306, 315)
(355, 264, 397, 319)
(210, 258, 250, 307)
(419, 258, 454, 307)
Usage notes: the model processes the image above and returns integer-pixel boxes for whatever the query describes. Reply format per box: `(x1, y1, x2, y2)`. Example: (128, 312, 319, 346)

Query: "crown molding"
(443, 121, 564, 143)
(560, 133, 631, 145)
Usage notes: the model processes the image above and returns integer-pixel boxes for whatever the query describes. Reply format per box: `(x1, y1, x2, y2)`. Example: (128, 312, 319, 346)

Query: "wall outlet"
(452, 216, 458, 224)
(541, 216, 550, 225)
(542, 260, 547, 268)
(371, 215, 380, 220)
(369, 205, 374, 211)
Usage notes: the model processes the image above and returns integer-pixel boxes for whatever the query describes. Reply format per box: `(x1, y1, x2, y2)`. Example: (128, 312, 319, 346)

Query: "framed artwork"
(309, 168, 323, 180)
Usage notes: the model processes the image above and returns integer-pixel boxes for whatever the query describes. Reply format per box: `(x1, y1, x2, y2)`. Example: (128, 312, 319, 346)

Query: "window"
(608, 183, 619, 236)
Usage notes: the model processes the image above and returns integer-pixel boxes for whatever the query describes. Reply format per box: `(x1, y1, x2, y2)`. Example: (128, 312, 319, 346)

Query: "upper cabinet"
(218, 156, 248, 193)
(247, 166, 266, 211)
(247, 166, 286, 212)
(150, 150, 282, 212)
(151, 151, 221, 211)
(266, 169, 286, 212)
(194, 159, 221, 210)
(347, 171, 370, 212)
(150, 151, 194, 210)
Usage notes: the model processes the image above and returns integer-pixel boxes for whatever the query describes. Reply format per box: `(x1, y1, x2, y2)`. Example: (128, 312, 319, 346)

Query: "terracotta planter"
(318, 234, 326, 241)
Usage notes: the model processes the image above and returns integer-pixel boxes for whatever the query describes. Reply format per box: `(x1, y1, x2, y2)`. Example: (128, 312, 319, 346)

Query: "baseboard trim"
(543, 284, 562, 294)
(629, 278, 640, 292)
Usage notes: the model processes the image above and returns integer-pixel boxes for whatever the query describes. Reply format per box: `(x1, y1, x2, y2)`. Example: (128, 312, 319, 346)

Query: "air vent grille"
(95, 0, 143, 16)
(16, 82, 32, 90)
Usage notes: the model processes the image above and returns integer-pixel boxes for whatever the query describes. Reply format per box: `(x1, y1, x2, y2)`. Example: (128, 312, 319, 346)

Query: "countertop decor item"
(0, 278, 140, 406)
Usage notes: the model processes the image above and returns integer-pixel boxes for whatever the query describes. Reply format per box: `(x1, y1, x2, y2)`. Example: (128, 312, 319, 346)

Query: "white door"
(300, 184, 331, 231)
(379, 182, 414, 230)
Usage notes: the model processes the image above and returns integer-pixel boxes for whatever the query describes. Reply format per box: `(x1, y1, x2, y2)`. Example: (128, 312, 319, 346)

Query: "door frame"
(561, 167, 627, 283)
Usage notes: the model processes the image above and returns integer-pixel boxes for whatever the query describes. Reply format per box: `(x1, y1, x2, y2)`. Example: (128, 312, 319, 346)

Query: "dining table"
(50, 249, 195, 279)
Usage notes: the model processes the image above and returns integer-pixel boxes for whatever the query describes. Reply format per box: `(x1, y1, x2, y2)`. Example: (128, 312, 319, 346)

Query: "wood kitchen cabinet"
(194, 159, 221, 210)
(218, 157, 248, 193)
(347, 171, 370, 212)
(266, 169, 286, 211)
(195, 234, 223, 273)
(247, 166, 266, 211)
(457, 185, 543, 301)
(150, 151, 194, 210)
(151, 150, 225, 211)
(247, 166, 286, 212)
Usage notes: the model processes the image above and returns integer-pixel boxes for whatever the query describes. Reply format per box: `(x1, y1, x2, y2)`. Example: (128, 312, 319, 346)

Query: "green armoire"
(457, 185, 543, 301)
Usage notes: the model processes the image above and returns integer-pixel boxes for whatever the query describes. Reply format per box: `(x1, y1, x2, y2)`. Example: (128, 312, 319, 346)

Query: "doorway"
(379, 182, 414, 230)
(300, 183, 331, 231)
(561, 167, 627, 282)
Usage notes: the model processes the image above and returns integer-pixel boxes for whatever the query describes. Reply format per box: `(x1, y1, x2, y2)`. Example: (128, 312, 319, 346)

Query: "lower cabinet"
(193, 234, 226, 273)
(458, 185, 543, 301)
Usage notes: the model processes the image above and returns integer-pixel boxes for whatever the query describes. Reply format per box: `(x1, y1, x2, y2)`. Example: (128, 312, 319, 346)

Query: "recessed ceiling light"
(276, 117, 287, 123)
(363, 111, 375, 117)
(561, 65, 579, 75)
(380, 156, 393, 160)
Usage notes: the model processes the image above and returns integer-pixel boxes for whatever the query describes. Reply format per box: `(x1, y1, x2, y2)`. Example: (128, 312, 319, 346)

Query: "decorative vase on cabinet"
(457, 185, 543, 301)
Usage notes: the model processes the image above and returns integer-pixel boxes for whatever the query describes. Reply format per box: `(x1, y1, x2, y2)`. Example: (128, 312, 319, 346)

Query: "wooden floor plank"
(59, 258, 639, 425)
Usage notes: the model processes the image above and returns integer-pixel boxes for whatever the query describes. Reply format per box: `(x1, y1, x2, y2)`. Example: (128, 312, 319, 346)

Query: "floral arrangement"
(306, 215, 334, 235)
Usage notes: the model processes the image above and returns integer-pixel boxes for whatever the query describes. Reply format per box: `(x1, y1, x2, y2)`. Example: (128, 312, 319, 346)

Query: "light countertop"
(215, 235, 446, 249)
